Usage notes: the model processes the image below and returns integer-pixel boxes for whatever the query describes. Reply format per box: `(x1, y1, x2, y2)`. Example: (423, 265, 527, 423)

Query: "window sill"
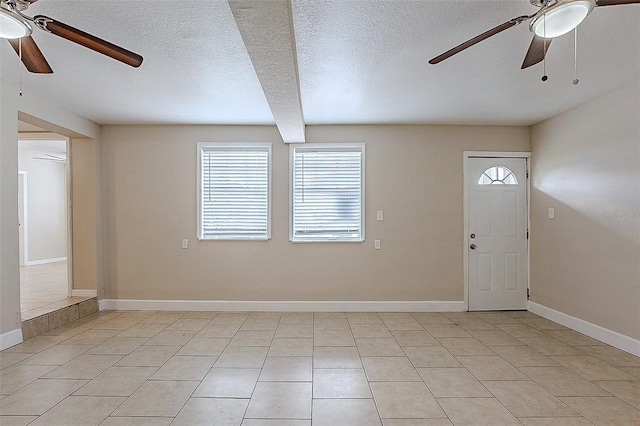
(198, 237, 271, 241)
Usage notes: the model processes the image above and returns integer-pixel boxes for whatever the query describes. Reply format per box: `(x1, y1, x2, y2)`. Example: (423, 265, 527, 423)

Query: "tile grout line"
(2, 310, 639, 424)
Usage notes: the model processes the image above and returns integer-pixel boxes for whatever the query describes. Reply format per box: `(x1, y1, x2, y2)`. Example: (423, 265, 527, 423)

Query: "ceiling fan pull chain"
(541, 13, 548, 81)
(18, 37, 23, 96)
(573, 27, 579, 85)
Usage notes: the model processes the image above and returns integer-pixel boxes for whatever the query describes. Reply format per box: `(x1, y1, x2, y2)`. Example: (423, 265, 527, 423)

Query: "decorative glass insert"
(478, 166, 518, 185)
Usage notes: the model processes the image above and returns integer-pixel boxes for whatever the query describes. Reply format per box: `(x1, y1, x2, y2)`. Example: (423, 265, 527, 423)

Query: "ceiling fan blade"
(596, 0, 640, 6)
(429, 15, 532, 64)
(521, 35, 552, 69)
(34, 15, 143, 67)
(8, 37, 53, 74)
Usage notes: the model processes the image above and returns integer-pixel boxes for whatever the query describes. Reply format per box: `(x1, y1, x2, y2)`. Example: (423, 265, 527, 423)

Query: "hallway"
(20, 262, 89, 320)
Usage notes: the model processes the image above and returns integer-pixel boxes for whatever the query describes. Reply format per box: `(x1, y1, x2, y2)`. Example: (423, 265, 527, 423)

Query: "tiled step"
(21, 298, 98, 340)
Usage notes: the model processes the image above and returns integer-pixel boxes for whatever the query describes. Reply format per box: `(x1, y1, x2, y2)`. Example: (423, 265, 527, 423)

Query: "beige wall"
(531, 79, 640, 340)
(101, 124, 530, 302)
(71, 138, 101, 291)
(1, 77, 21, 336)
(0, 72, 101, 336)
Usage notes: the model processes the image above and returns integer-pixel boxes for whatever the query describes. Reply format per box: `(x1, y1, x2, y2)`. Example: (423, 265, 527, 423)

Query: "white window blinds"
(291, 145, 364, 242)
(198, 143, 271, 240)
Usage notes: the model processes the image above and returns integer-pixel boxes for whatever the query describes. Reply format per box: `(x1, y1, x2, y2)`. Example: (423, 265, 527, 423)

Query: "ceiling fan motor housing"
(530, 0, 596, 38)
(0, 3, 32, 39)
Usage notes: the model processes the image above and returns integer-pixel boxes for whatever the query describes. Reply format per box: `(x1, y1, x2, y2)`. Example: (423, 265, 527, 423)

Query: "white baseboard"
(100, 299, 466, 313)
(71, 289, 97, 298)
(25, 256, 67, 266)
(528, 301, 640, 357)
(0, 328, 24, 351)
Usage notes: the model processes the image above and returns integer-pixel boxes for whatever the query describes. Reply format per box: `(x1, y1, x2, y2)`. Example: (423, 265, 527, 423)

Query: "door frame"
(18, 171, 28, 266)
(65, 139, 73, 297)
(463, 151, 531, 311)
(17, 134, 73, 296)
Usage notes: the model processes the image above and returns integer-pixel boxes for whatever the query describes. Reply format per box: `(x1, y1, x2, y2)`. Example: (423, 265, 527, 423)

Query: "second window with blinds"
(197, 143, 271, 240)
(290, 144, 365, 242)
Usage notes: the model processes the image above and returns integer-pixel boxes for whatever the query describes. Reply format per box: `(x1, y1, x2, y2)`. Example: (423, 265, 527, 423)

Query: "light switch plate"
(182, 239, 189, 249)
(374, 240, 381, 250)
(548, 208, 555, 219)
(376, 211, 384, 221)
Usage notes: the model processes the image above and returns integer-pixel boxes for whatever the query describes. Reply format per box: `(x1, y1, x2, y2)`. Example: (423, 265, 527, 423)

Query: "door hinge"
(526, 170, 530, 179)
(527, 288, 530, 300)
(526, 229, 529, 239)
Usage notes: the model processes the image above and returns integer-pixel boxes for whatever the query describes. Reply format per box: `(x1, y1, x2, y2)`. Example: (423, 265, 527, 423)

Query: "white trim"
(525, 157, 531, 311)
(98, 299, 107, 311)
(71, 289, 97, 298)
(18, 171, 28, 266)
(464, 151, 532, 159)
(66, 138, 73, 298)
(463, 151, 532, 311)
(0, 328, 24, 351)
(528, 301, 640, 357)
(24, 256, 67, 266)
(24, 256, 68, 266)
(100, 299, 465, 313)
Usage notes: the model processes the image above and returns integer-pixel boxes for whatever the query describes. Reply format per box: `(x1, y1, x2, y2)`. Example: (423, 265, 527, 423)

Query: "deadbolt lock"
(470, 233, 476, 239)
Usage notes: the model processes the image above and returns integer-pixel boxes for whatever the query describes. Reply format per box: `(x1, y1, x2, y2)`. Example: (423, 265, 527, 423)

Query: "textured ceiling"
(2, 0, 639, 129)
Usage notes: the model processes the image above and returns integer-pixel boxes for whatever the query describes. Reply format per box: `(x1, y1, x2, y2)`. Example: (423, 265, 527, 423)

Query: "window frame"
(288, 143, 366, 243)
(197, 142, 272, 241)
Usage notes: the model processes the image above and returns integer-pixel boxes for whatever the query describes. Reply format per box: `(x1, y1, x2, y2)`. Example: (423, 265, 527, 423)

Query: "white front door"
(467, 157, 528, 311)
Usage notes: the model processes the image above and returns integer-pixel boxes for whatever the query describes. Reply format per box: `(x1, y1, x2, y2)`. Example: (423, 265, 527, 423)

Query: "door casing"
(463, 151, 531, 311)
(18, 171, 28, 266)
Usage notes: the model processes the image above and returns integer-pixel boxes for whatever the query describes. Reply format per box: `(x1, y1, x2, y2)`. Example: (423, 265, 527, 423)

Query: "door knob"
(470, 244, 477, 250)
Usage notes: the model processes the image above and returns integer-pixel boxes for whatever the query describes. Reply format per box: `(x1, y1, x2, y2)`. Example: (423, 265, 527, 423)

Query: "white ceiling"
(3, 0, 639, 132)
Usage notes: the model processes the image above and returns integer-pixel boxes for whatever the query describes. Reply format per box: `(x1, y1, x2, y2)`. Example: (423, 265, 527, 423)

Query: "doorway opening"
(18, 135, 83, 320)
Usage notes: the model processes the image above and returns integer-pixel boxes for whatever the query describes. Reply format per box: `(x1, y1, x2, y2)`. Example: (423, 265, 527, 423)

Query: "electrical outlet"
(181, 239, 189, 249)
(376, 211, 384, 221)
(548, 208, 555, 219)
(374, 240, 381, 250)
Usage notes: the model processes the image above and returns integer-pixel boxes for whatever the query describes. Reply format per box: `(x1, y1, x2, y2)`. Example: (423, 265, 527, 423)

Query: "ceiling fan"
(429, 0, 640, 69)
(33, 153, 66, 163)
(0, 0, 143, 74)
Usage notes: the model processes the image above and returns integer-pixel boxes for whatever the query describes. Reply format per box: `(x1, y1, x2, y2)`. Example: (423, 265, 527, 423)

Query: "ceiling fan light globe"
(531, 0, 595, 38)
(0, 7, 32, 39)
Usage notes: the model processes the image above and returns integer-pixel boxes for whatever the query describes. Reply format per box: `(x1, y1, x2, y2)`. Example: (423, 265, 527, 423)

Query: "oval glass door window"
(478, 166, 518, 185)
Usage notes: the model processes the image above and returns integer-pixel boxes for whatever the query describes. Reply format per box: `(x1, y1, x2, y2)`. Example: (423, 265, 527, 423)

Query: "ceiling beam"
(228, 0, 305, 143)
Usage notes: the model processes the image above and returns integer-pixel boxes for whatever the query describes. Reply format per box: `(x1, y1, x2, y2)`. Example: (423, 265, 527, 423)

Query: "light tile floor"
(20, 262, 90, 320)
(1, 310, 639, 425)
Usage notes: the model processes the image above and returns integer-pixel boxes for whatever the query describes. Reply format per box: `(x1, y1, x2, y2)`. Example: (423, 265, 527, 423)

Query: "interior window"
(290, 144, 365, 242)
(198, 143, 271, 240)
